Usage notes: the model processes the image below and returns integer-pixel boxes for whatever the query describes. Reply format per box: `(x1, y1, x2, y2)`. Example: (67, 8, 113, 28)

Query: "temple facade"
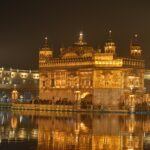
(39, 31, 145, 109)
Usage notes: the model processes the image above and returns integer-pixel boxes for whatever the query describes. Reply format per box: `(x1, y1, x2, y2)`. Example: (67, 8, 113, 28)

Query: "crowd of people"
(7, 97, 92, 107)
(33, 98, 78, 105)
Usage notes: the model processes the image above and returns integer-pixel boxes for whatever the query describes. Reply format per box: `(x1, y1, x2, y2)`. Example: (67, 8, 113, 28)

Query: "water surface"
(0, 110, 150, 150)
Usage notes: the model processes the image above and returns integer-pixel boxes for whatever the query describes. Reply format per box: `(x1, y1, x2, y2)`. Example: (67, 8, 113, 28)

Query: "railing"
(11, 103, 129, 112)
(11, 103, 79, 111)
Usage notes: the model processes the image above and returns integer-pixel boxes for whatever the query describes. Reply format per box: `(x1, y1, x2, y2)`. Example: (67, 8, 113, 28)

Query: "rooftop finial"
(74, 31, 87, 45)
(106, 30, 113, 42)
(131, 33, 139, 46)
(79, 31, 83, 43)
(44, 36, 48, 48)
(45, 36, 48, 40)
(134, 34, 138, 38)
(109, 30, 112, 37)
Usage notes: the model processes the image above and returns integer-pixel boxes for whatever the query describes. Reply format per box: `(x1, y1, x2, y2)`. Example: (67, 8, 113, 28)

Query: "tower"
(39, 37, 53, 66)
(130, 34, 142, 59)
(104, 30, 116, 55)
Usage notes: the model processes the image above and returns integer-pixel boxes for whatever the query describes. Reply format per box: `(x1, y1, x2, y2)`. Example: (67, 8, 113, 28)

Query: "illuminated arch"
(81, 92, 93, 104)
(81, 92, 91, 99)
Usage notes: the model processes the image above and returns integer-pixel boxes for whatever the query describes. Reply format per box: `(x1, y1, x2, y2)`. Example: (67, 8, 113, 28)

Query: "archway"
(81, 92, 93, 108)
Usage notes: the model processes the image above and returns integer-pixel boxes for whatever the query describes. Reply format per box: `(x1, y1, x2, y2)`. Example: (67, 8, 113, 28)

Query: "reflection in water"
(0, 111, 150, 150)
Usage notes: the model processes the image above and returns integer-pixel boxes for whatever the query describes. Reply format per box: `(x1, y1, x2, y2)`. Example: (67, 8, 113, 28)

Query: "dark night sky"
(0, 0, 150, 70)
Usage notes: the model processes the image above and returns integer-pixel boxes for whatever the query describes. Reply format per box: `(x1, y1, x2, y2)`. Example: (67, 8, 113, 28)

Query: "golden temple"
(39, 31, 146, 111)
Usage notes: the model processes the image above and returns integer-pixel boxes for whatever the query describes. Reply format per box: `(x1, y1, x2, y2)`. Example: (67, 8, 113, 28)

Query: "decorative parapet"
(39, 57, 94, 68)
(94, 59, 123, 67)
(122, 58, 145, 68)
(39, 56, 145, 69)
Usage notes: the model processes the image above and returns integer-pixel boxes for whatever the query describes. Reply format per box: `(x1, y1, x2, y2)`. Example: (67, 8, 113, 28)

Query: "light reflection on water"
(0, 111, 150, 150)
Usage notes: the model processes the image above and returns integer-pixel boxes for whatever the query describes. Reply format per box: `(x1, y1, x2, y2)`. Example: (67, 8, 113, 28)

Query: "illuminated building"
(144, 70, 150, 93)
(0, 68, 39, 100)
(39, 31, 145, 109)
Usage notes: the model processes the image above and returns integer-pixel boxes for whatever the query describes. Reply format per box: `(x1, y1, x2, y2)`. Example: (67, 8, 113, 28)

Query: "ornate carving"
(94, 70, 122, 88)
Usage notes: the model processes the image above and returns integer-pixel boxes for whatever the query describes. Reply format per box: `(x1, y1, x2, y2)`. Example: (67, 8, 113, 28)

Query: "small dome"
(62, 52, 78, 58)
